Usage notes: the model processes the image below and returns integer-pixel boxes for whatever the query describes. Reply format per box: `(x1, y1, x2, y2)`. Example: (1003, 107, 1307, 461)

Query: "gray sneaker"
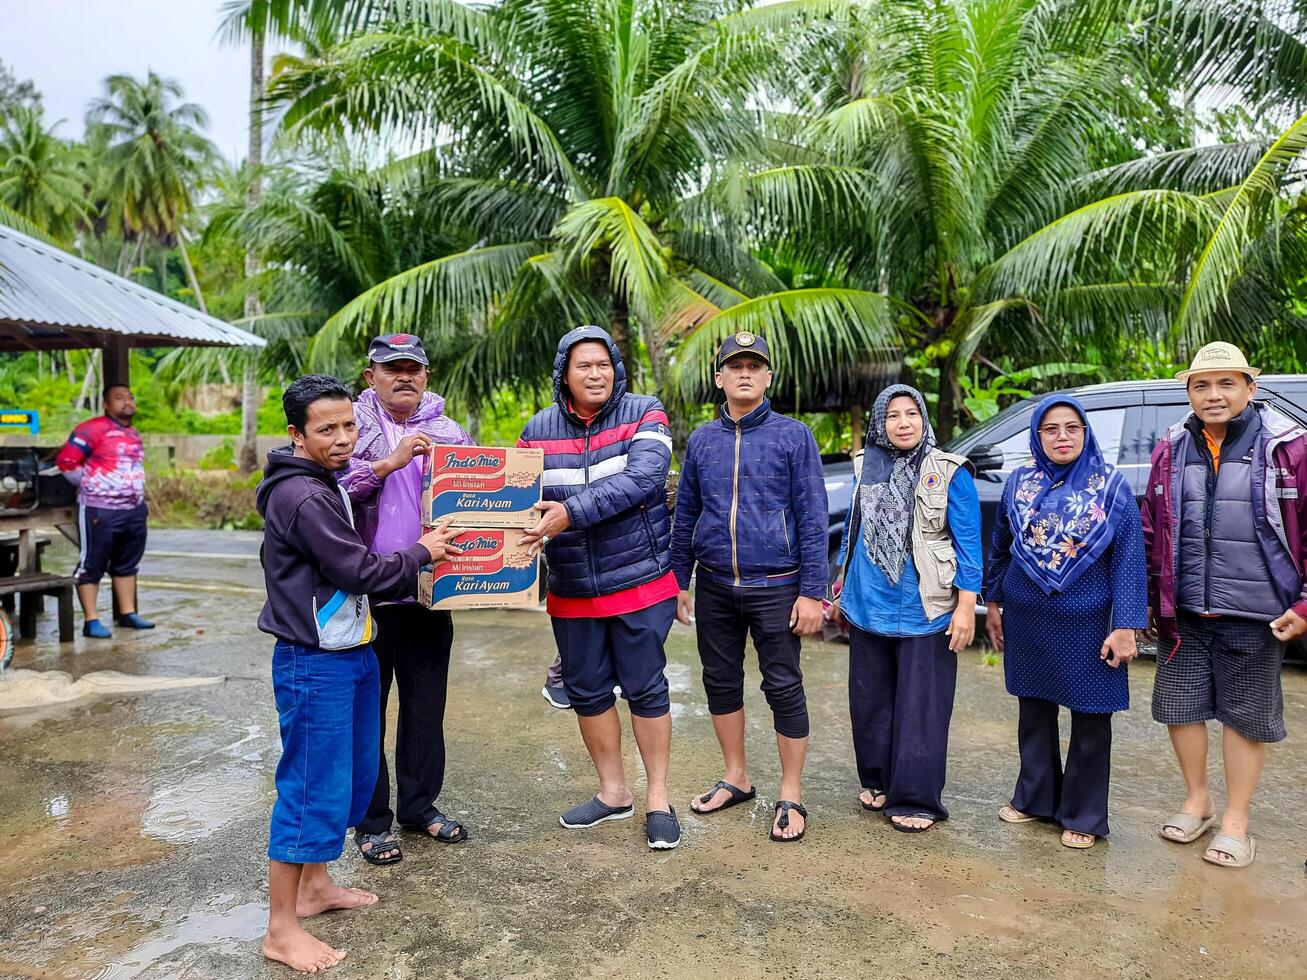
(646, 807, 681, 850)
(541, 684, 570, 709)
(560, 796, 635, 829)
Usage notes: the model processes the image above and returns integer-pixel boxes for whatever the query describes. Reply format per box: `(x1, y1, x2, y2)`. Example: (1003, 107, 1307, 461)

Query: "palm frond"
(1174, 110, 1307, 345)
(310, 240, 540, 369)
(554, 197, 668, 327)
(668, 287, 903, 403)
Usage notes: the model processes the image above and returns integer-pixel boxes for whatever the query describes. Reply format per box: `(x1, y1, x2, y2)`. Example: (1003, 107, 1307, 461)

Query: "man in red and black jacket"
(55, 384, 152, 638)
(518, 324, 681, 851)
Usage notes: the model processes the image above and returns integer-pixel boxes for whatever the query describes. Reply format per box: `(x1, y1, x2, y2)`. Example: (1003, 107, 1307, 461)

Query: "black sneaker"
(541, 684, 570, 709)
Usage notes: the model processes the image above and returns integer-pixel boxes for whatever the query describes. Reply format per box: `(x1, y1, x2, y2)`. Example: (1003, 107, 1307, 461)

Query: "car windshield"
(942, 398, 1031, 452)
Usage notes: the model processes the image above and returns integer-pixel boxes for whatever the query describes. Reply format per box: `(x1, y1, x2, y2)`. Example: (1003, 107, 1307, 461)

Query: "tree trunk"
(610, 294, 633, 379)
(238, 32, 266, 474)
(177, 232, 208, 314)
(240, 358, 260, 470)
(935, 349, 965, 441)
(75, 350, 99, 413)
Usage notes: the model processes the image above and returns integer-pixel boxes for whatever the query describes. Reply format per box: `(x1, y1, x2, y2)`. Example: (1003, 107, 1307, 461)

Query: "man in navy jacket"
(518, 325, 682, 850)
(670, 332, 828, 843)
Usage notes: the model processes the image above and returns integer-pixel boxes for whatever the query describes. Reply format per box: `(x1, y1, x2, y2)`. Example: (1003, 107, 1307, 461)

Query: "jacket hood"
(551, 325, 627, 424)
(255, 446, 342, 517)
(355, 387, 447, 427)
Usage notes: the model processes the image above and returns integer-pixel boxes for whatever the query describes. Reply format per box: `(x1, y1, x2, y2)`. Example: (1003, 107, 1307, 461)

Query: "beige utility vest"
(846, 447, 970, 620)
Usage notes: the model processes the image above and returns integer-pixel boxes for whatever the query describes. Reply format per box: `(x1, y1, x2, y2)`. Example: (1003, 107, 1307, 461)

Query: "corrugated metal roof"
(0, 223, 266, 349)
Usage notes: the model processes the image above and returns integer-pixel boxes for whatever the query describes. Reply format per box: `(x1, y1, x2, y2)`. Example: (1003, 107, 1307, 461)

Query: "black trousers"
(1012, 696, 1113, 837)
(695, 578, 809, 738)
(356, 604, 454, 835)
(848, 625, 955, 820)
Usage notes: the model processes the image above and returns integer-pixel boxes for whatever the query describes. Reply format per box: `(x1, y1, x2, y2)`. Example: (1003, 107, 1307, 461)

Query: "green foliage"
(960, 364, 1102, 423)
(196, 439, 239, 471)
(147, 470, 262, 530)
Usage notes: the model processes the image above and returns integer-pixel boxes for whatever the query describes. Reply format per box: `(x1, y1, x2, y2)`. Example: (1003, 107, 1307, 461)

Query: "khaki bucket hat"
(1175, 341, 1261, 383)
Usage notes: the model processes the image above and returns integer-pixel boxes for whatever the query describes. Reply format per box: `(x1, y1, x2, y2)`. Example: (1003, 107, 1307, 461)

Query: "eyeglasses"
(1038, 423, 1084, 438)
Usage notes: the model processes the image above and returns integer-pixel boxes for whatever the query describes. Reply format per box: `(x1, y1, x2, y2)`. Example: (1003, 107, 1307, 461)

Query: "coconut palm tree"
(704, 0, 1307, 431)
(85, 71, 216, 283)
(0, 105, 88, 245)
(265, 0, 904, 425)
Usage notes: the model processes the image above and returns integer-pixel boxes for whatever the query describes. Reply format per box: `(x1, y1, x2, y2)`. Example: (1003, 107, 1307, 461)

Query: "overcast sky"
(2, 0, 253, 160)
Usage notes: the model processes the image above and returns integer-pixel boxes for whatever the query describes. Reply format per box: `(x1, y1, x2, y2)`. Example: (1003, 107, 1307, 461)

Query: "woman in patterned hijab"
(834, 384, 982, 833)
(860, 385, 937, 581)
(984, 395, 1146, 849)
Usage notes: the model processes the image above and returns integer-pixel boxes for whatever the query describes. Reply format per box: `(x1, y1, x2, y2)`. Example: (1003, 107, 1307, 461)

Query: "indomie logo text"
(459, 535, 502, 551)
(442, 451, 504, 469)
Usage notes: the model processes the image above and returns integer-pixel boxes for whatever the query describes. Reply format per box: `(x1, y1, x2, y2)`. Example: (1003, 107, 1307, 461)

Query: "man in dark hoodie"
(518, 325, 681, 851)
(255, 374, 461, 974)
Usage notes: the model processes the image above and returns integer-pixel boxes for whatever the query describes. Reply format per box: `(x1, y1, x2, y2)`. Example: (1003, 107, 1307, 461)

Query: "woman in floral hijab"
(984, 395, 1147, 849)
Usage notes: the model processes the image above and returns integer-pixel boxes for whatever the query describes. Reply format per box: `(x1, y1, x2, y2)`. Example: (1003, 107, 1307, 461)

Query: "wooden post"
(850, 405, 863, 454)
(102, 337, 131, 391)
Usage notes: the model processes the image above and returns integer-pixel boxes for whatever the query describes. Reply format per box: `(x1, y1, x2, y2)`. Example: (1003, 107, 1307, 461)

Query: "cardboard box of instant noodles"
(417, 528, 540, 609)
(421, 444, 543, 529)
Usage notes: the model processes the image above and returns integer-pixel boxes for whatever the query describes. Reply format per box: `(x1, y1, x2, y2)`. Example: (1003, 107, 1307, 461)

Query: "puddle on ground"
(87, 902, 266, 979)
(0, 670, 224, 711)
(143, 764, 266, 843)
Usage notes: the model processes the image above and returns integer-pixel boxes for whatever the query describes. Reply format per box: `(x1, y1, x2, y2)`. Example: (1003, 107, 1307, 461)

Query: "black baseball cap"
(716, 331, 771, 369)
(367, 333, 429, 366)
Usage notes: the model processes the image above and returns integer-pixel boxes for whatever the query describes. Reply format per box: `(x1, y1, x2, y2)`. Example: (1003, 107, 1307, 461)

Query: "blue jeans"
(267, 641, 380, 864)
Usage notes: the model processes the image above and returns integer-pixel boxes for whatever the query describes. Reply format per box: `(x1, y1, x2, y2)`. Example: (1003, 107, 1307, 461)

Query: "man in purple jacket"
(256, 374, 459, 973)
(339, 334, 475, 865)
(1142, 342, 1307, 871)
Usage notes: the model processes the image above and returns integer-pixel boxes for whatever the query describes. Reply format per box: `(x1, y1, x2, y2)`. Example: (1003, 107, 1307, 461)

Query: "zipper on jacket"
(780, 510, 791, 554)
(729, 419, 742, 585)
(583, 428, 599, 594)
(1202, 439, 1217, 613)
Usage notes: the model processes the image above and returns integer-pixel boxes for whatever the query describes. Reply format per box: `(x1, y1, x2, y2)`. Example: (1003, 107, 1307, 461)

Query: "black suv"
(824, 376, 1307, 650)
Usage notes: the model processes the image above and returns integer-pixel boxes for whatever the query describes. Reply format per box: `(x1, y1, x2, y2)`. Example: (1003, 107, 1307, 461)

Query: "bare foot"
(1061, 830, 1096, 848)
(296, 879, 379, 918)
(263, 923, 347, 973)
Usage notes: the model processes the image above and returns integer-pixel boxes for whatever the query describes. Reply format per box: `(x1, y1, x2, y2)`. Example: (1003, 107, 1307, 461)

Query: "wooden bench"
(1, 573, 75, 642)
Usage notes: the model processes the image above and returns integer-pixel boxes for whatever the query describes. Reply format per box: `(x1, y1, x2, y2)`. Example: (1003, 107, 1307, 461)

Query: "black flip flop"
(770, 800, 808, 843)
(691, 779, 756, 814)
(355, 831, 402, 866)
(890, 812, 938, 834)
(860, 788, 886, 812)
(403, 807, 468, 844)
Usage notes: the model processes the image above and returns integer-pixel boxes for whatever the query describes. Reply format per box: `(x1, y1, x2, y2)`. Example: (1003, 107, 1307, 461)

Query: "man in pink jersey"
(56, 384, 154, 638)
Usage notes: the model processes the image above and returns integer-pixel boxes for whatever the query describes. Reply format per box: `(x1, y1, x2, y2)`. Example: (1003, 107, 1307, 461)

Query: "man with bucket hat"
(670, 331, 827, 842)
(340, 333, 474, 865)
(1142, 341, 1307, 869)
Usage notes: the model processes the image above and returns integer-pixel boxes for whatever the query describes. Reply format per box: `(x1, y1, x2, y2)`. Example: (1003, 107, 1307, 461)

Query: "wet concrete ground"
(0, 529, 1305, 978)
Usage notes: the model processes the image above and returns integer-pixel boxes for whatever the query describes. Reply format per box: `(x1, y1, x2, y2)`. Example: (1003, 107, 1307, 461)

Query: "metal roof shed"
(0, 223, 265, 385)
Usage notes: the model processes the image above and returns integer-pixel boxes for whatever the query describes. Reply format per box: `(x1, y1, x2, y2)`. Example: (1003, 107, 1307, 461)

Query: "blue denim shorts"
(267, 641, 380, 864)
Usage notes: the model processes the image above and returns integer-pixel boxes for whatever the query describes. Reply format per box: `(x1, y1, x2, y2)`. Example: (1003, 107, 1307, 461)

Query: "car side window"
(994, 407, 1127, 476)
